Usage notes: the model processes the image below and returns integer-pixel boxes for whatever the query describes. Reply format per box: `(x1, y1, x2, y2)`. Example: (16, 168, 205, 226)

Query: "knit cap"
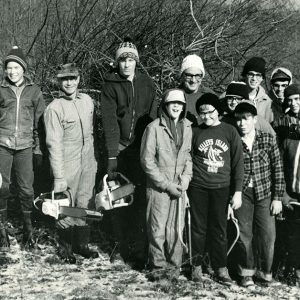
(271, 67, 292, 83)
(57, 63, 80, 78)
(284, 84, 300, 99)
(234, 100, 257, 116)
(196, 93, 221, 114)
(4, 46, 27, 71)
(115, 38, 139, 63)
(242, 57, 266, 78)
(226, 81, 249, 99)
(164, 88, 186, 104)
(180, 54, 205, 77)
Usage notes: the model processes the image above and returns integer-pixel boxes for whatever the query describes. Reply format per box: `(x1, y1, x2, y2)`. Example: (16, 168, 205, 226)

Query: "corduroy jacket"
(0, 76, 45, 153)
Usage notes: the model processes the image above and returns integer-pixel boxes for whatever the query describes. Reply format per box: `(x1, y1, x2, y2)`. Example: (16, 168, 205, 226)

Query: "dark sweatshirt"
(190, 122, 244, 191)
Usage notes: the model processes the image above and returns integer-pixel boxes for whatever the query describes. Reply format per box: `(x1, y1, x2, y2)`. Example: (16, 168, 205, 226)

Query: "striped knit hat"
(5, 46, 27, 71)
(115, 38, 139, 63)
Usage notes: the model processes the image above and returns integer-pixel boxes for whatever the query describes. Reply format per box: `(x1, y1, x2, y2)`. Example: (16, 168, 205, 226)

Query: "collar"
(58, 89, 80, 100)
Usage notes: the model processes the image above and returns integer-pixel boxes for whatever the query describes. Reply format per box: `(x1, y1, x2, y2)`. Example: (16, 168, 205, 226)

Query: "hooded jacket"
(140, 98, 192, 191)
(0, 75, 45, 152)
(101, 70, 156, 157)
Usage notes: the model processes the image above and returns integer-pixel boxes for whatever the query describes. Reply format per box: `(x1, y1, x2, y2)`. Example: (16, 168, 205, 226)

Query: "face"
(198, 104, 219, 126)
(245, 71, 263, 90)
(236, 113, 257, 136)
(118, 57, 136, 79)
(6, 61, 24, 85)
(226, 96, 243, 112)
(287, 94, 300, 114)
(271, 80, 289, 100)
(166, 101, 184, 120)
(182, 67, 203, 93)
(60, 76, 80, 97)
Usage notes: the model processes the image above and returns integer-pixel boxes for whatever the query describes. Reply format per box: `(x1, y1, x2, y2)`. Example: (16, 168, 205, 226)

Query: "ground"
(1, 216, 300, 300)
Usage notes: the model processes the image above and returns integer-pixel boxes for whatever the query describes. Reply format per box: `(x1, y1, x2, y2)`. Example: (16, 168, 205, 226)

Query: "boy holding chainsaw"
(43, 63, 98, 263)
(140, 88, 192, 281)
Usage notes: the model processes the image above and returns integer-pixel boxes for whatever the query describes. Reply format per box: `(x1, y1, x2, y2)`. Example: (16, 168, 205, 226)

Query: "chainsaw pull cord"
(227, 204, 240, 256)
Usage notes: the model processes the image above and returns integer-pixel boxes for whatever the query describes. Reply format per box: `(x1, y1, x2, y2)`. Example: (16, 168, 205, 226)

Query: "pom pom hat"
(115, 37, 139, 63)
(180, 54, 205, 77)
(5, 46, 27, 71)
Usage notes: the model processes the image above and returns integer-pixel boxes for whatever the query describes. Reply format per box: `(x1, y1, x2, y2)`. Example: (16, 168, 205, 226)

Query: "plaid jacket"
(242, 130, 285, 202)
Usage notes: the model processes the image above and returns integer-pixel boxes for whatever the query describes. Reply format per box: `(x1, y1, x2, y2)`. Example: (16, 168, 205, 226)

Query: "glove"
(33, 153, 43, 171)
(107, 157, 118, 180)
(54, 178, 68, 192)
(166, 183, 182, 198)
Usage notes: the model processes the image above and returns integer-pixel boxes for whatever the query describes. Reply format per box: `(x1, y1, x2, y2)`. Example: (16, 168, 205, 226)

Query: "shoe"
(215, 267, 234, 286)
(192, 265, 203, 282)
(255, 271, 281, 287)
(57, 228, 76, 264)
(0, 209, 10, 251)
(240, 276, 255, 287)
(22, 211, 40, 251)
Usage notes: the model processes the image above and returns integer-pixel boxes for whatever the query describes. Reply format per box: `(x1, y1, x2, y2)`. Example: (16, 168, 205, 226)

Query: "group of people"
(0, 40, 299, 289)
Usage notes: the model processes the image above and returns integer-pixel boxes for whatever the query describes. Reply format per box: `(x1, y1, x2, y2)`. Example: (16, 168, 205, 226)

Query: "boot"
(57, 227, 76, 264)
(73, 225, 99, 259)
(0, 208, 10, 251)
(22, 211, 39, 251)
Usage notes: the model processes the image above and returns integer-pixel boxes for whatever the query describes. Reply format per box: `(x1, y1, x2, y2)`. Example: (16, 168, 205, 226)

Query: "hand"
(180, 176, 190, 191)
(33, 153, 43, 170)
(54, 178, 68, 192)
(107, 158, 118, 180)
(270, 200, 282, 215)
(282, 191, 296, 211)
(166, 183, 182, 198)
(227, 205, 234, 220)
(231, 191, 242, 210)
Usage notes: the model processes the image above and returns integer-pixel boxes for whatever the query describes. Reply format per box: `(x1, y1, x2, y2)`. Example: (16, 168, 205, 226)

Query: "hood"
(271, 67, 293, 84)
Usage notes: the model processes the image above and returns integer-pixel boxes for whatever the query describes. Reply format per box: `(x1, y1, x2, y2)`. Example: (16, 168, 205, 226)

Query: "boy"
(241, 57, 273, 123)
(44, 63, 98, 263)
(0, 46, 45, 250)
(140, 88, 192, 281)
(234, 100, 284, 287)
(188, 93, 243, 285)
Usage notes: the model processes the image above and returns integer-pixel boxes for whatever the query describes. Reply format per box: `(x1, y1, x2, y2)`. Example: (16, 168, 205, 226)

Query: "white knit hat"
(180, 54, 205, 77)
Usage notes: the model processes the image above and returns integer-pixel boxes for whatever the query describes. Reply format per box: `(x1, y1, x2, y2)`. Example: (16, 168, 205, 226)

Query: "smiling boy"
(0, 46, 45, 251)
(188, 93, 244, 285)
(140, 88, 192, 281)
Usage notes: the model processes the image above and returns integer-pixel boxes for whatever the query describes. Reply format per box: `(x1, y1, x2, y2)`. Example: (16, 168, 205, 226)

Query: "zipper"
(128, 81, 135, 140)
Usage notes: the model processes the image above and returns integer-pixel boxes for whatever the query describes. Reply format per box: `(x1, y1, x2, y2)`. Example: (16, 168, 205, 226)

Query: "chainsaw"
(34, 173, 135, 220)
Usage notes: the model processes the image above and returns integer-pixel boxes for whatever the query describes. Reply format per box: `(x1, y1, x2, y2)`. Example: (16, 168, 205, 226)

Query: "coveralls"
(44, 91, 97, 228)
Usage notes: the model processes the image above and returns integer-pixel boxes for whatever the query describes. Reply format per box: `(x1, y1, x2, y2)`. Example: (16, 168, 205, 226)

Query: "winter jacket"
(0, 76, 45, 152)
(44, 92, 95, 179)
(140, 117, 192, 192)
(253, 85, 274, 124)
(101, 71, 156, 157)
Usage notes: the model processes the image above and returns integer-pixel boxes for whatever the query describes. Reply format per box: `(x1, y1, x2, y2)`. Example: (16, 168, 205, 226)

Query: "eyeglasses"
(247, 72, 262, 79)
(184, 73, 203, 81)
(227, 96, 243, 102)
(272, 83, 288, 89)
(199, 109, 216, 117)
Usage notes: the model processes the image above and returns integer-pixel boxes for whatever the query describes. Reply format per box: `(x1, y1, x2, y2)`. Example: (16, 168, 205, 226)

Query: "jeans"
(0, 146, 34, 211)
(235, 187, 276, 277)
(188, 185, 230, 270)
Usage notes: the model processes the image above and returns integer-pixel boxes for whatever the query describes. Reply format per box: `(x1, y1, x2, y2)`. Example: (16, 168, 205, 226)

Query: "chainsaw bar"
(60, 206, 103, 220)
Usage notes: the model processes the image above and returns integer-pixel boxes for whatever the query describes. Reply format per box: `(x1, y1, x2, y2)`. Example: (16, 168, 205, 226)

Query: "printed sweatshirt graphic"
(190, 122, 243, 190)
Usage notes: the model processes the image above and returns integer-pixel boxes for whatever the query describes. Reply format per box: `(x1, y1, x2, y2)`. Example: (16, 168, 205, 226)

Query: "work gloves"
(54, 178, 68, 192)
